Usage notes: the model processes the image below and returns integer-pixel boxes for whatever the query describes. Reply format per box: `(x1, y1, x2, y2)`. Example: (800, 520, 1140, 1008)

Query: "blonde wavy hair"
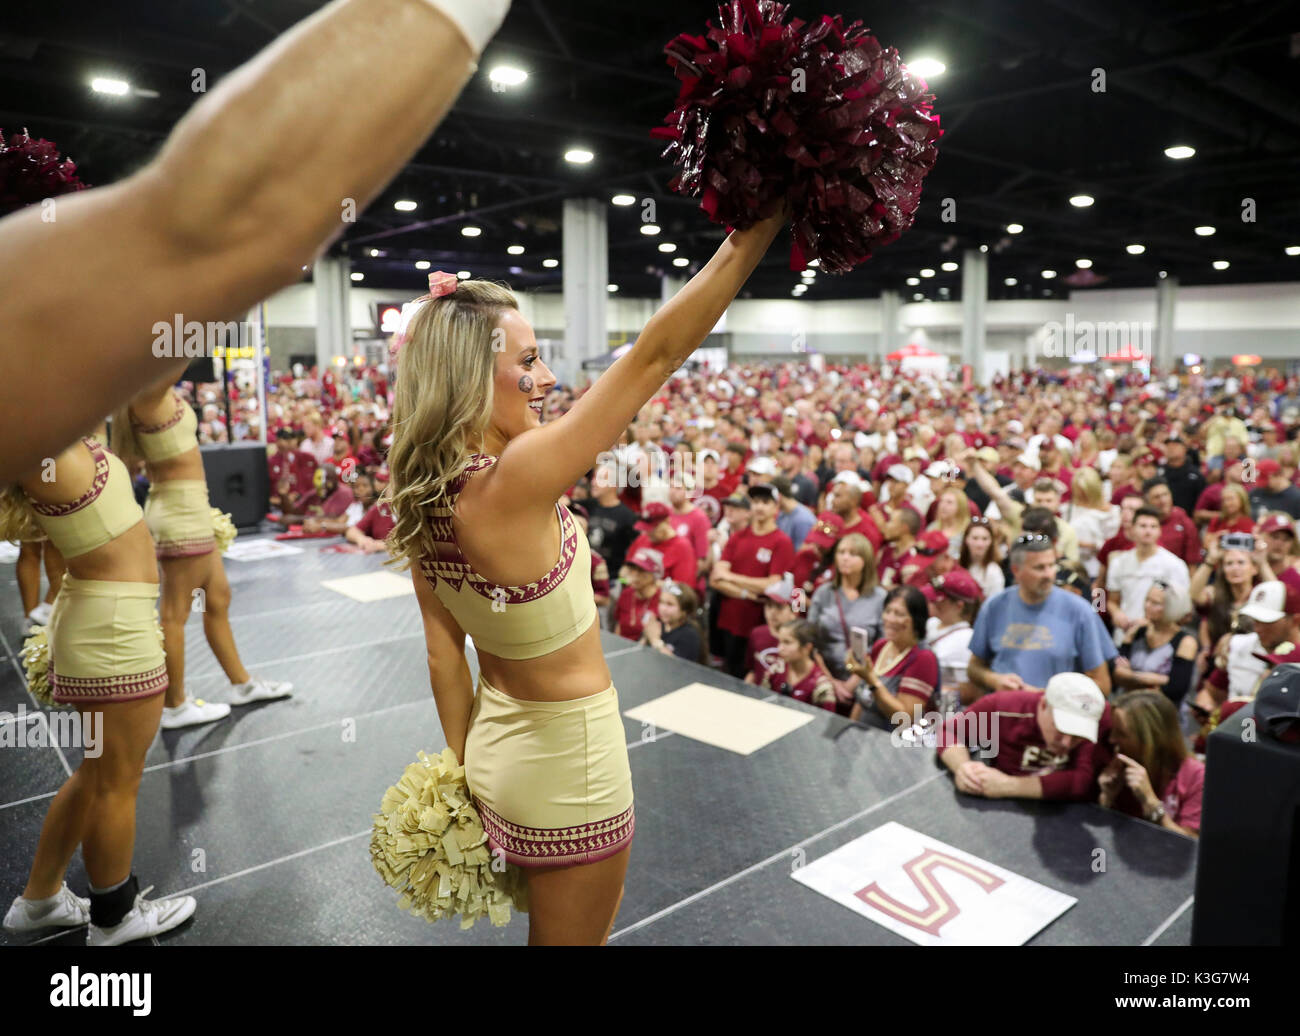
(1071, 466, 1106, 510)
(383, 280, 520, 571)
(0, 484, 41, 542)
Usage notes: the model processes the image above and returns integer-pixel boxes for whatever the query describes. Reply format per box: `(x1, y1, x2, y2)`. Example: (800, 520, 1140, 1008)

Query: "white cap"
(925, 461, 953, 479)
(885, 464, 915, 485)
(866, 398, 882, 412)
(904, 446, 930, 462)
(1240, 581, 1288, 623)
(783, 406, 799, 418)
(854, 431, 870, 450)
(1015, 452, 1042, 472)
(747, 456, 777, 476)
(1006, 420, 1025, 434)
(831, 471, 864, 491)
(698, 448, 721, 463)
(1044, 673, 1106, 742)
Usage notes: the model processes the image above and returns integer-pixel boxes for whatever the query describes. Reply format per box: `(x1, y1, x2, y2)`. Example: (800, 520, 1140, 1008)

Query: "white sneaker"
(160, 698, 231, 730)
(3, 883, 89, 932)
(228, 676, 294, 706)
(87, 886, 196, 947)
(27, 602, 52, 625)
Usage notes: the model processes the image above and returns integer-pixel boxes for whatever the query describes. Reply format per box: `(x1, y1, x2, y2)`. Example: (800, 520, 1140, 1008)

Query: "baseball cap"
(634, 501, 673, 532)
(1055, 562, 1091, 595)
(916, 530, 950, 556)
(885, 464, 914, 485)
(747, 482, 779, 503)
(831, 470, 865, 491)
(1258, 514, 1298, 537)
(747, 456, 777, 477)
(1256, 458, 1282, 478)
(1137, 451, 1159, 467)
(625, 547, 665, 578)
(698, 448, 721, 463)
(764, 572, 799, 605)
(1006, 420, 1025, 435)
(1253, 663, 1300, 743)
(722, 494, 751, 510)
(805, 512, 846, 549)
(771, 474, 795, 499)
(1015, 452, 1042, 472)
(976, 446, 1001, 466)
(922, 568, 982, 604)
(1044, 672, 1106, 743)
(1240, 581, 1289, 624)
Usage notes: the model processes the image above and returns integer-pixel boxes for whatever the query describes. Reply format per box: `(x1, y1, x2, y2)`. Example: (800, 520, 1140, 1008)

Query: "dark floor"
(0, 534, 1197, 946)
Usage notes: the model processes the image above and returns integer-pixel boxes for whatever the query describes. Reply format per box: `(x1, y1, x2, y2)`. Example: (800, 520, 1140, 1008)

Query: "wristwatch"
(1147, 802, 1167, 824)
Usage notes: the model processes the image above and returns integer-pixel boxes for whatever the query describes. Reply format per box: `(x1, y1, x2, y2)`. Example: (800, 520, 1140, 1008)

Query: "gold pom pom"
(370, 747, 529, 930)
(211, 509, 237, 554)
(20, 625, 57, 708)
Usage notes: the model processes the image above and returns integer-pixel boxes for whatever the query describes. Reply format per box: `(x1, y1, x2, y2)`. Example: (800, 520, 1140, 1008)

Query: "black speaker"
(1192, 702, 1300, 945)
(182, 356, 217, 383)
(200, 443, 269, 529)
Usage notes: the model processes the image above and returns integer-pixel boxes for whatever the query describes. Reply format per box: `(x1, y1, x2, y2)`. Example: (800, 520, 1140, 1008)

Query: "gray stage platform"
(0, 536, 1197, 946)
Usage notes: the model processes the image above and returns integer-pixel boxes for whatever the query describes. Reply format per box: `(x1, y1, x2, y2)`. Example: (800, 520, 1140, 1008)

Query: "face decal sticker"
(518, 375, 534, 395)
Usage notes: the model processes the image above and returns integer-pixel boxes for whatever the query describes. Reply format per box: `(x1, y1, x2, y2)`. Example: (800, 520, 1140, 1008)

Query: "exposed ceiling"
(2, 0, 1298, 301)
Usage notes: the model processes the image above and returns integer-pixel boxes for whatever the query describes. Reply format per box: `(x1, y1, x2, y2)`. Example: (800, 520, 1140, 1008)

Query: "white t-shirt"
(1068, 504, 1121, 578)
(926, 617, 973, 703)
(969, 562, 1005, 601)
(1106, 546, 1190, 623)
(1225, 633, 1271, 701)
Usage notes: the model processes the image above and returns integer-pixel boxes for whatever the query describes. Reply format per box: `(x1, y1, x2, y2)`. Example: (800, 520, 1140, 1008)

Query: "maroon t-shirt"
(761, 658, 837, 712)
(935, 689, 1113, 801)
(745, 624, 782, 684)
(718, 526, 797, 636)
(627, 531, 697, 587)
(1159, 507, 1201, 565)
(354, 502, 395, 540)
(616, 587, 660, 642)
(1097, 531, 1133, 568)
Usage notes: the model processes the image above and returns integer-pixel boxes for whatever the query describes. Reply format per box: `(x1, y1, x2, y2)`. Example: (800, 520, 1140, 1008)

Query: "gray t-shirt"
(807, 582, 887, 680)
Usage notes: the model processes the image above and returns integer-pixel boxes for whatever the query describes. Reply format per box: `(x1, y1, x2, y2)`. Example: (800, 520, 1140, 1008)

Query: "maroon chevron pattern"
(475, 798, 635, 867)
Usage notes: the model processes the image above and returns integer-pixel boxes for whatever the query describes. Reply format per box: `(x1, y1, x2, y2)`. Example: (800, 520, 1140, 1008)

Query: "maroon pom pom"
(0, 129, 90, 217)
(653, 1, 942, 274)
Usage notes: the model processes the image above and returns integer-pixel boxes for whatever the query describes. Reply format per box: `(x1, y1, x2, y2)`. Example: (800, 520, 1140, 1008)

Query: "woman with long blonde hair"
(1066, 466, 1120, 580)
(385, 212, 785, 945)
(928, 486, 970, 561)
(1, 438, 197, 943)
(113, 374, 291, 730)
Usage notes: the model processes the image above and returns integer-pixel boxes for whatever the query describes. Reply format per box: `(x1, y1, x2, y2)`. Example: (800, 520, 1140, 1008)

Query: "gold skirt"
(49, 576, 167, 704)
(464, 672, 634, 868)
(144, 480, 215, 558)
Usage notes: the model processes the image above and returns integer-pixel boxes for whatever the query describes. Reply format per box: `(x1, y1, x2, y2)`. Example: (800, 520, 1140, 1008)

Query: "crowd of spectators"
(207, 356, 1300, 839)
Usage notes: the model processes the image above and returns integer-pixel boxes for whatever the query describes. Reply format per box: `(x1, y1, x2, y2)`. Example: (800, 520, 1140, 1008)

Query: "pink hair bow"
(428, 271, 459, 298)
(389, 273, 460, 366)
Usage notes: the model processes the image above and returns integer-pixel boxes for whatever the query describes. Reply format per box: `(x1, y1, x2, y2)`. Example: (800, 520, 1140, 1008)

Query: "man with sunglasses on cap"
(968, 532, 1117, 698)
(936, 672, 1113, 801)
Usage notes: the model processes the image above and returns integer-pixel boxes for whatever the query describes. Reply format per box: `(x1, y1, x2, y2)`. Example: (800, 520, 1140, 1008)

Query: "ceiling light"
(607, 284, 619, 293)
(920, 268, 935, 278)
(913, 293, 924, 301)
(941, 262, 958, 272)
(542, 259, 559, 269)
(1195, 225, 1215, 236)
(906, 277, 920, 286)
(394, 200, 418, 212)
(458, 270, 472, 280)
(611, 194, 636, 206)
(640, 224, 661, 236)
(1069, 194, 1095, 208)
(489, 66, 528, 87)
(1041, 269, 1057, 279)
(1285, 246, 1300, 256)
(369, 249, 381, 258)
(461, 226, 482, 238)
(565, 149, 595, 164)
(979, 244, 989, 253)
(1004, 278, 1017, 286)
(507, 245, 525, 255)
(659, 242, 677, 253)
(1076, 259, 1093, 269)
(1164, 145, 1195, 160)
(351, 273, 364, 282)
(415, 261, 431, 270)
(91, 77, 130, 95)
(1006, 223, 1024, 234)
(1212, 260, 1230, 270)
(1126, 244, 1146, 255)
(673, 257, 690, 268)
(908, 58, 946, 78)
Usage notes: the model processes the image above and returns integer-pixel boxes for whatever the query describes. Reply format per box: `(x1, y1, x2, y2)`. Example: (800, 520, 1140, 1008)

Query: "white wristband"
(421, 0, 512, 56)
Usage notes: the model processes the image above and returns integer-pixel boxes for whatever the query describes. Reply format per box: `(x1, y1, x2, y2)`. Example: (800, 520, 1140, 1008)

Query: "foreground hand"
(977, 768, 1016, 799)
(991, 672, 1028, 693)
(1116, 752, 1156, 803)
(303, 517, 322, 534)
(955, 760, 993, 796)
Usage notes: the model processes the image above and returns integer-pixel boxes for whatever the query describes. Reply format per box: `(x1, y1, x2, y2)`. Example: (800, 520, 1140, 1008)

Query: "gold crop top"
(133, 392, 198, 463)
(29, 439, 144, 559)
(419, 454, 598, 660)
